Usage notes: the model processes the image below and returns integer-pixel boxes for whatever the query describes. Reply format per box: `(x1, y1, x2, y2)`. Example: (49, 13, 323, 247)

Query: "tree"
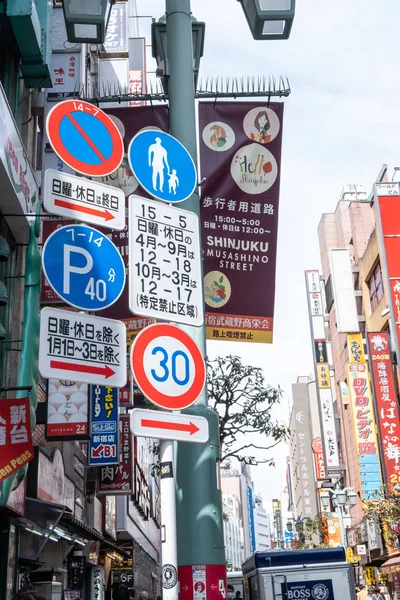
(207, 355, 287, 464)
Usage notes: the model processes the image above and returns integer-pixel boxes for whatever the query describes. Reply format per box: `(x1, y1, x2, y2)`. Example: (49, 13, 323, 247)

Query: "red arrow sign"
(50, 360, 115, 379)
(92, 445, 104, 458)
(54, 198, 115, 222)
(141, 418, 200, 436)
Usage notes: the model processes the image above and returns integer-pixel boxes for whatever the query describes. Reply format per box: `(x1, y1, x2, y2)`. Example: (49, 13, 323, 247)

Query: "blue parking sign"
(128, 129, 197, 203)
(42, 224, 125, 311)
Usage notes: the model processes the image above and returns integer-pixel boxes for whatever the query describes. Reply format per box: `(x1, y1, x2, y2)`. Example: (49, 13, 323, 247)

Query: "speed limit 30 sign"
(130, 323, 206, 410)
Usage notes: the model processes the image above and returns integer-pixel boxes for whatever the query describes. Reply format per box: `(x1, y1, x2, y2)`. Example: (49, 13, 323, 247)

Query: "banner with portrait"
(199, 102, 284, 343)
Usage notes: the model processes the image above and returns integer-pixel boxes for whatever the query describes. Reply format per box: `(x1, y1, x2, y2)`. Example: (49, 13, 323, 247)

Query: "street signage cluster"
(39, 307, 127, 388)
(42, 224, 125, 311)
(44, 169, 125, 230)
(130, 323, 206, 411)
(129, 196, 203, 326)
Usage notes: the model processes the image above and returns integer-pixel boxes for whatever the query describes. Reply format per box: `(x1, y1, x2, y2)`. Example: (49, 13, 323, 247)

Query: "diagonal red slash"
(67, 113, 107, 163)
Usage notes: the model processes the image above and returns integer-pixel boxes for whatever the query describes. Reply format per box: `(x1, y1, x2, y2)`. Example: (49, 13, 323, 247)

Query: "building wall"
(222, 492, 242, 570)
(253, 497, 271, 551)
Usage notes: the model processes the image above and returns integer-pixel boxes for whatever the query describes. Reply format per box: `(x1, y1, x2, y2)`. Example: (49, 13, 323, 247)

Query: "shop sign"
(68, 555, 86, 591)
(0, 398, 33, 483)
(101, 3, 127, 54)
(48, 53, 80, 95)
(88, 541, 101, 566)
(98, 415, 133, 495)
(317, 364, 331, 389)
(46, 378, 89, 441)
(0, 82, 38, 232)
(364, 566, 377, 585)
(312, 438, 326, 480)
(368, 331, 400, 494)
(37, 449, 65, 504)
(89, 385, 119, 466)
(90, 566, 104, 600)
(6, 476, 27, 516)
(133, 436, 151, 519)
(111, 570, 134, 586)
(104, 495, 117, 539)
(347, 528, 357, 547)
(347, 362, 383, 500)
(346, 547, 354, 563)
(347, 333, 365, 363)
(357, 544, 367, 556)
(367, 519, 381, 551)
(314, 340, 328, 363)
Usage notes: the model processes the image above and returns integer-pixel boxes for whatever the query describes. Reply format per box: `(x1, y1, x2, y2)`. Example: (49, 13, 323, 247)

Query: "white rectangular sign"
(129, 196, 204, 326)
(130, 408, 209, 443)
(39, 307, 127, 387)
(44, 169, 125, 230)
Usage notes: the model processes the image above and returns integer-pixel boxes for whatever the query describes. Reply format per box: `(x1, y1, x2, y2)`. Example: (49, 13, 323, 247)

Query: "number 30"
(151, 347, 190, 386)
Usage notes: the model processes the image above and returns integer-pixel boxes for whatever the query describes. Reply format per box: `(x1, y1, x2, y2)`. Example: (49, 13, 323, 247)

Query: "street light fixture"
(237, 0, 296, 41)
(63, 0, 115, 43)
(152, 15, 205, 92)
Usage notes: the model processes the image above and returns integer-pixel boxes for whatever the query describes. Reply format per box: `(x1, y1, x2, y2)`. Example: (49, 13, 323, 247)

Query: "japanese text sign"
(89, 385, 119, 466)
(0, 398, 33, 483)
(368, 331, 400, 494)
(347, 362, 383, 499)
(347, 333, 365, 363)
(44, 169, 125, 230)
(46, 379, 89, 440)
(129, 196, 203, 326)
(199, 102, 284, 344)
(68, 555, 86, 591)
(317, 364, 331, 389)
(101, 3, 127, 54)
(312, 438, 326, 481)
(97, 415, 133, 495)
(91, 566, 104, 600)
(39, 307, 127, 387)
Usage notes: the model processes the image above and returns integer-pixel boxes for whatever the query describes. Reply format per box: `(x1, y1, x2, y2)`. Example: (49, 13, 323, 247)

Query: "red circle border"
(130, 323, 206, 410)
(46, 99, 124, 177)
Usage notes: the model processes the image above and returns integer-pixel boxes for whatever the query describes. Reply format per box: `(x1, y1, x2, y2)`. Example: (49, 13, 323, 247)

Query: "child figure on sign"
(168, 169, 179, 195)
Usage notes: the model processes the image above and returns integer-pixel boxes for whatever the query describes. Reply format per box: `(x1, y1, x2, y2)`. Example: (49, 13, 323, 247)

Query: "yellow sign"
(317, 363, 331, 389)
(347, 333, 365, 363)
(364, 566, 377, 585)
(345, 547, 354, 563)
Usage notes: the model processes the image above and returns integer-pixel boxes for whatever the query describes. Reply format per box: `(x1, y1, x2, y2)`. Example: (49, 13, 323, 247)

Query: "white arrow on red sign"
(130, 408, 209, 443)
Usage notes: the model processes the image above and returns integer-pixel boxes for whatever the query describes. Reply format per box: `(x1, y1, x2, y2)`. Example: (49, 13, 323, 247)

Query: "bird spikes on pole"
(53, 75, 291, 105)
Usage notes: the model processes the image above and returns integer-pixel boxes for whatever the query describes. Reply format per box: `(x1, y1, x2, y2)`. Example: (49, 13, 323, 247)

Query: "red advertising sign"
(199, 102, 284, 343)
(97, 415, 133, 495)
(312, 437, 326, 481)
(368, 331, 400, 493)
(0, 398, 34, 482)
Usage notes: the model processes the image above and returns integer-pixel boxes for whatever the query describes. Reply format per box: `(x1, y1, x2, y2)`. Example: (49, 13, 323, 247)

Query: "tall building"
(253, 495, 271, 551)
(222, 492, 243, 570)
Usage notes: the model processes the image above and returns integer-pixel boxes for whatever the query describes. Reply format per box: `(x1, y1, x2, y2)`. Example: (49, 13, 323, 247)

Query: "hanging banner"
(199, 102, 284, 343)
(367, 331, 400, 494)
(97, 415, 133, 495)
(0, 398, 34, 482)
(316, 364, 331, 389)
(312, 438, 326, 481)
(89, 385, 119, 466)
(347, 362, 383, 500)
(46, 379, 89, 440)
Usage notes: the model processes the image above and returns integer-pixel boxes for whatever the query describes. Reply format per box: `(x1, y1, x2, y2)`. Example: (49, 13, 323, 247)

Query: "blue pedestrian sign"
(128, 129, 197, 203)
(42, 224, 125, 311)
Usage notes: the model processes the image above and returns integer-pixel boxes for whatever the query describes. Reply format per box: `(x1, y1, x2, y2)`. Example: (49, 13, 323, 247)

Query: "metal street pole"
(160, 440, 179, 600)
(164, 0, 226, 597)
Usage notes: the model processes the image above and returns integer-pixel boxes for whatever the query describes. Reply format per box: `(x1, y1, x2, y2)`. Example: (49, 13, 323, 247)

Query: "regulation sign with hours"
(129, 196, 203, 326)
(39, 307, 127, 387)
(44, 169, 125, 230)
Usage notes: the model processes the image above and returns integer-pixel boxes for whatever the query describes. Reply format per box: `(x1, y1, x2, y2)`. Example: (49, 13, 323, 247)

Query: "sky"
(134, 0, 400, 508)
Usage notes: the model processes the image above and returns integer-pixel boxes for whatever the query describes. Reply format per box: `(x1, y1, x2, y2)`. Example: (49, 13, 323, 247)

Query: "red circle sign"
(130, 324, 206, 410)
(46, 99, 124, 177)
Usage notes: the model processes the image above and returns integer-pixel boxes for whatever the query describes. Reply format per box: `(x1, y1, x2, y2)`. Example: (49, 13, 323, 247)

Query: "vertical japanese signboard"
(305, 270, 341, 472)
(347, 362, 383, 499)
(89, 385, 119, 466)
(347, 333, 365, 363)
(68, 555, 86, 591)
(312, 438, 326, 481)
(199, 102, 284, 343)
(97, 415, 133, 495)
(0, 398, 34, 482)
(46, 379, 89, 440)
(368, 331, 400, 494)
(101, 3, 128, 54)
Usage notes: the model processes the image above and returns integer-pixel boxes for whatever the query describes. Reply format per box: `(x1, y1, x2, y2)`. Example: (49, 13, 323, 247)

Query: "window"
(368, 262, 384, 310)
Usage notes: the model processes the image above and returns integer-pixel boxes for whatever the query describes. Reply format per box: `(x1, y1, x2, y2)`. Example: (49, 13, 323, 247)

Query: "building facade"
(253, 495, 271, 552)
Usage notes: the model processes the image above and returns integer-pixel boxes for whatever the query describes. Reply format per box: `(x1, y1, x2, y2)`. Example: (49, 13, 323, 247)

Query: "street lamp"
(152, 15, 205, 92)
(320, 488, 357, 547)
(63, 0, 115, 43)
(237, 0, 296, 41)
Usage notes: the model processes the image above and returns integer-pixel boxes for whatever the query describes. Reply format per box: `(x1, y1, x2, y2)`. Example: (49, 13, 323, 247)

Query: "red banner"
(199, 102, 284, 343)
(312, 437, 326, 481)
(97, 415, 133, 495)
(0, 398, 34, 482)
(368, 331, 400, 493)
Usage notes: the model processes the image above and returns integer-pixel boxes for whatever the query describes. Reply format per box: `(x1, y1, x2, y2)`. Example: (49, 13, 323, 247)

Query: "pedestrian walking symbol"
(128, 129, 197, 203)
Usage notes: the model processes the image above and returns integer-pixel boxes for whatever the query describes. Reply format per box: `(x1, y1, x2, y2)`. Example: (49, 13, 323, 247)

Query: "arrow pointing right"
(141, 418, 200, 436)
(54, 198, 115, 221)
(50, 360, 115, 379)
